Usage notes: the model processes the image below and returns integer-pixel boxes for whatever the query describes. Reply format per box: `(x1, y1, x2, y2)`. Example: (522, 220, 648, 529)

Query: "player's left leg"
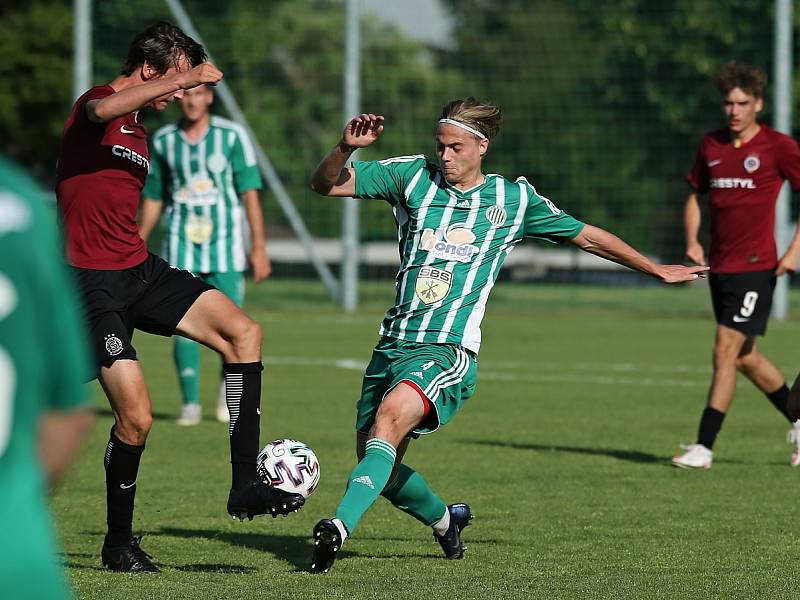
(133, 255, 303, 519)
(176, 289, 304, 517)
(736, 339, 800, 465)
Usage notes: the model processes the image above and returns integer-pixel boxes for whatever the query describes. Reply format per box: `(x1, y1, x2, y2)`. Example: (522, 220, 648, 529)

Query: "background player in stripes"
(307, 97, 708, 573)
(55, 22, 302, 573)
(139, 83, 271, 426)
(672, 62, 800, 470)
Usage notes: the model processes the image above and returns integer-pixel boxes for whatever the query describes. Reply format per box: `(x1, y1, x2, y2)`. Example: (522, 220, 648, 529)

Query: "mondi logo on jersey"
(419, 225, 478, 263)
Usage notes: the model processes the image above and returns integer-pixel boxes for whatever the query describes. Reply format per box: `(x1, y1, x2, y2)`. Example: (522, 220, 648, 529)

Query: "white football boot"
(671, 443, 712, 469)
(177, 403, 202, 426)
(787, 421, 800, 467)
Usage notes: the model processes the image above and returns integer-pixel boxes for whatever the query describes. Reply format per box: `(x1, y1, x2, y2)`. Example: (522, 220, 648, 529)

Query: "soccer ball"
(257, 439, 320, 499)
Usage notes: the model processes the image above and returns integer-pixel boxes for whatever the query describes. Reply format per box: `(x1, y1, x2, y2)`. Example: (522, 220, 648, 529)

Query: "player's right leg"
(311, 382, 424, 574)
(98, 359, 159, 573)
(673, 324, 746, 469)
(69, 265, 160, 573)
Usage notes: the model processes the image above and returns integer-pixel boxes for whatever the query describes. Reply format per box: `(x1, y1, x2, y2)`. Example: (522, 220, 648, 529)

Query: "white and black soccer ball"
(257, 439, 320, 499)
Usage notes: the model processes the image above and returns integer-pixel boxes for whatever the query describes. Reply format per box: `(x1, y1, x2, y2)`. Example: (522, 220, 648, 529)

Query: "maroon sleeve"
(775, 133, 800, 191)
(685, 138, 709, 193)
(74, 86, 114, 127)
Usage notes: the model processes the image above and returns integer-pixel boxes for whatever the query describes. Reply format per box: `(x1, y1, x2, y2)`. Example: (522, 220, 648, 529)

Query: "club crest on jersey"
(485, 205, 507, 227)
(419, 225, 478, 263)
(104, 334, 124, 356)
(743, 154, 760, 174)
(415, 266, 452, 305)
(207, 153, 228, 173)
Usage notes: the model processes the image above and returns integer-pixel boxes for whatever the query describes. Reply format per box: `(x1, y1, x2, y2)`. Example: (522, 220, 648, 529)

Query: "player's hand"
(685, 241, 706, 266)
(341, 114, 385, 149)
(656, 264, 709, 283)
(250, 249, 272, 284)
(177, 62, 223, 90)
(776, 249, 799, 276)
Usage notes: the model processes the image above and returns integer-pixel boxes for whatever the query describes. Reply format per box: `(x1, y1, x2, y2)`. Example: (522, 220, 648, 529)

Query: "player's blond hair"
(439, 97, 503, 141)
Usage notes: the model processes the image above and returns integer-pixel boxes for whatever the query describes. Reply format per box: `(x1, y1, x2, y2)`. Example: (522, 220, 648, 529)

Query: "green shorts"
(199, 271, 245, 307)
(356, 337, 478, 436)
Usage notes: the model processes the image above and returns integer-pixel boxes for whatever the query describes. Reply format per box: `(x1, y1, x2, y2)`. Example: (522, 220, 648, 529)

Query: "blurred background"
(2, 0, 796, 303)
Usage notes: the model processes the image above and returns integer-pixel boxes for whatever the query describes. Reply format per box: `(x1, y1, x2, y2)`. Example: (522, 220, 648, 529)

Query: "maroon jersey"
(686, 126, 800, 273)
(56, 86, 149, 269)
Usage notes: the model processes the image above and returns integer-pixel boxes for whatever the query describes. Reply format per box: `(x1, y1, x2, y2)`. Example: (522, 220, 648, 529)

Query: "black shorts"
(709, 270, 775, 336)
(71, 253, 214, 377)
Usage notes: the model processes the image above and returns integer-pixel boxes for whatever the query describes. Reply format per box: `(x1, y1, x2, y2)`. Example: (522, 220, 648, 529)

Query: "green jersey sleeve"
(230, 130, 262, 194)
(520, 179, 584, 243)
(142, 136, 166, 202)
(353, 155, 428, 205)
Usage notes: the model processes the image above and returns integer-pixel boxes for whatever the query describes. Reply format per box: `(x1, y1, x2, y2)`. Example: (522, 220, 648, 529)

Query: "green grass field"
(54, 280, 800, 599)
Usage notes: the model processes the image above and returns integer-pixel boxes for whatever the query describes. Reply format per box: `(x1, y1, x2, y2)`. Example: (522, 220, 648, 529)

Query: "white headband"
(438, 118, 487, 140)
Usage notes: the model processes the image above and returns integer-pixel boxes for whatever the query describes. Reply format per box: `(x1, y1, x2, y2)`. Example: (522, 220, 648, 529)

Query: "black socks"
(697, 407, 726, 450)
(224, 361, 264, 488)
(104, 428, 144, 548)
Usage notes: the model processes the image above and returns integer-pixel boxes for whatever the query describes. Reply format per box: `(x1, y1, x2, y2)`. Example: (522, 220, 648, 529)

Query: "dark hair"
(714, 61, 767, 98)
(121, 21, 207, 76)
(439, 97, 503, 141)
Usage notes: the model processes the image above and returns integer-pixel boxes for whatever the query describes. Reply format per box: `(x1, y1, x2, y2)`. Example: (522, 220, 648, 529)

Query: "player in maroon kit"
(56, 22, 303, 573)
(672, 62, 800, 470)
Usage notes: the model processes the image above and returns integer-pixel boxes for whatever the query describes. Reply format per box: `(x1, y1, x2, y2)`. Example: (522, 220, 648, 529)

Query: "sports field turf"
(54, 280, 800, 599)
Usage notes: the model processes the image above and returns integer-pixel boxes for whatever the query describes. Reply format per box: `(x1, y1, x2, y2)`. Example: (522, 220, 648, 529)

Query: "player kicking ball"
(55, 22, 303, 573)
(308, 98, 707, 573)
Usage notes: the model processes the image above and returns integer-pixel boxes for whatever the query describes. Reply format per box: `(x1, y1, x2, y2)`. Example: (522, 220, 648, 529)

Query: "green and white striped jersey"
(354, 155, 584, 354)
(143, 115, 262, 273)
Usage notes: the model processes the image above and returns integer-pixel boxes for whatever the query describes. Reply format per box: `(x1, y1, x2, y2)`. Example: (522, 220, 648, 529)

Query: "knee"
(713, 342, 740, 368)
(115, 412, 152, 445)
(736, 350, 758, 373)
(227, 316, 262, 358)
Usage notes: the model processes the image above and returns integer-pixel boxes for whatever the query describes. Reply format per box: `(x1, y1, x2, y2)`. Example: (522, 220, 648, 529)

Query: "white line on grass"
(263, 355, 709, 387)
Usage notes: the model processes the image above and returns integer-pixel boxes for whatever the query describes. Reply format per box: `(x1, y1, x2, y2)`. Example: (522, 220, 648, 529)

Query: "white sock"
(432, 508, 450, 536)
(332, 518, 349, 542)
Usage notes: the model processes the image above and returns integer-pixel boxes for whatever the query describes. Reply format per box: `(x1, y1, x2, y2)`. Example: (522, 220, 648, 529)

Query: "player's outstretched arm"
(311, 113, 384, 197)
(571, 224, 708, 283)
(87, 62, 223, 123)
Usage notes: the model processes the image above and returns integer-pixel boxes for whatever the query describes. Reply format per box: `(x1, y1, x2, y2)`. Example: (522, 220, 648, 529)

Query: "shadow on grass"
(153, 527, 356, 572)
(466, 439, 745, 466)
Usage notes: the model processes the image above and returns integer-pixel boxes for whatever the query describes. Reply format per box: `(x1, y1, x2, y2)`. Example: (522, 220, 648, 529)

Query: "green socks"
(174, 336, 200, 406)
(335, 438, 397, 534)
(382, 464, 447, 526)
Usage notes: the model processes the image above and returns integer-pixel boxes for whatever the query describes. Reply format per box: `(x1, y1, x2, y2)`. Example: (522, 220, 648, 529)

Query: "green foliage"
(2, 1, 796, 259)
(0, 1, 72, 182)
